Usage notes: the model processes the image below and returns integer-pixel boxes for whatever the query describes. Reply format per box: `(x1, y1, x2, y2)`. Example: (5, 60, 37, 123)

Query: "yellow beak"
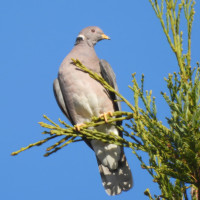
(101, 33, 110, 40)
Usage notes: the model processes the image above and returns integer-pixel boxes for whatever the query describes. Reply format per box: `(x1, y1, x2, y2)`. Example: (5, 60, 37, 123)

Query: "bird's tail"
(97, 153, 133, 196)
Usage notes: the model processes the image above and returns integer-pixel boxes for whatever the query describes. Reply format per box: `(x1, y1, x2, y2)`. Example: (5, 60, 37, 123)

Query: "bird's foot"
(74, 123, 85, 131)
(99, 111, 113, 123)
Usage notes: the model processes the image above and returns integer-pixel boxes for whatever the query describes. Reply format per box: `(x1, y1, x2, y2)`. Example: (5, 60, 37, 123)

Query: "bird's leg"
(99, 111, 113, 123)
(74, 123, 86, 131)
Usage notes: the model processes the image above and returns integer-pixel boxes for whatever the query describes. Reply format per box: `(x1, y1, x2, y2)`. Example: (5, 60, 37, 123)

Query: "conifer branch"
(11, 1, 199, 199)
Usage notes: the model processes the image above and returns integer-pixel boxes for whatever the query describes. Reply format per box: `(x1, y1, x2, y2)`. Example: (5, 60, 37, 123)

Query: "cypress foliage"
(12, 1, 199, 199)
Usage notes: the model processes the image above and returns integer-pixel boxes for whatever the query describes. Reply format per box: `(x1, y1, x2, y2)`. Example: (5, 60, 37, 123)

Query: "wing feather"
(53, 78, 74, 124)
(99, 59, 121, 112)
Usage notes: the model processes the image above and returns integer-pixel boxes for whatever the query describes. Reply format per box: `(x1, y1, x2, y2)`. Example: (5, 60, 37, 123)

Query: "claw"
(74, 123, 85, 131)
(100, 111, 113, 122)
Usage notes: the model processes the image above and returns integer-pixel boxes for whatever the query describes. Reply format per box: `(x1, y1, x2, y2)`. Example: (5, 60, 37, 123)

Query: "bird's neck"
(72, 43, 100, 72)
(75, 37, 96, 47)
(74, 41, 96, 56)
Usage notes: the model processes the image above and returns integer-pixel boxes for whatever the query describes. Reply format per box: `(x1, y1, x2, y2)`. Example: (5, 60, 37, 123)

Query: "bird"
(53, 26, 133, 195)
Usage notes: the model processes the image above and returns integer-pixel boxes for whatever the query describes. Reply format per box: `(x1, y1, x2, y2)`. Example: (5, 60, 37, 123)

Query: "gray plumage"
(99, 59, 121, 111)
(53, 26, 133, 195)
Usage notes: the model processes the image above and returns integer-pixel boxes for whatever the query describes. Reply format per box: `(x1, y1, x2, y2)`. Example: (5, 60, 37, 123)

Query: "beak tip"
(101, 33, 111, 40)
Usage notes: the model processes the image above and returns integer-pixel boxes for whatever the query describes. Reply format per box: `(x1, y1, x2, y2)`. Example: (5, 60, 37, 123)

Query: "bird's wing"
(99, 59, 121, 112)
(97, 61, 133, 194)
(53, 78, 74, 124)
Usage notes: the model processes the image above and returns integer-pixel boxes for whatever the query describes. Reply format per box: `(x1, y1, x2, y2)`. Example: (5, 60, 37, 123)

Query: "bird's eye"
(91, 29, 95, 33)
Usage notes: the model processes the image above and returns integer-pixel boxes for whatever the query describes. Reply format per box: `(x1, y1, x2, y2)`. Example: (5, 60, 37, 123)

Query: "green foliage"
(12, 0, 199, 199)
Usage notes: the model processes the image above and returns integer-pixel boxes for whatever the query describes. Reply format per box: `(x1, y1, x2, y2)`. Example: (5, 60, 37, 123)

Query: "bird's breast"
(59, 63, 114, 124)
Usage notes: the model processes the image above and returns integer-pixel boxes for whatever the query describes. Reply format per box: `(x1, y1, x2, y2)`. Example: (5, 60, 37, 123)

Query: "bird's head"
(75, 26, 110, 47)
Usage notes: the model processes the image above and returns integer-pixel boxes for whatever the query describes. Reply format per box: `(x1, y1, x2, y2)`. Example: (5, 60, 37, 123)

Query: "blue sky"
(1, 1, 200, 199)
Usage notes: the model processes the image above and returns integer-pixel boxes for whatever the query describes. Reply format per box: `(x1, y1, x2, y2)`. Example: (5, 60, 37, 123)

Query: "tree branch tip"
(46, 147, 52, 151)
(11, 152, 18, 156)
(71, 58, 76, 63)
(132, 73, 136, 77)
(144, 188, 151, 196)
(71, 58, 82, 65)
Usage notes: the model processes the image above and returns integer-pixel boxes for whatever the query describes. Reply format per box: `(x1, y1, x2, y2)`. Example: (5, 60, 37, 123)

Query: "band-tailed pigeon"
(53, 26, 133, 195)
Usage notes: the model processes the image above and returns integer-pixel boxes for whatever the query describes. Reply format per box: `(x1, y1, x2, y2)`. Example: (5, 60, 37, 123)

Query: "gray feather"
(98, 153, 133, 196)
(99, 59, 121, 111)
(53, 78, 74, 124)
